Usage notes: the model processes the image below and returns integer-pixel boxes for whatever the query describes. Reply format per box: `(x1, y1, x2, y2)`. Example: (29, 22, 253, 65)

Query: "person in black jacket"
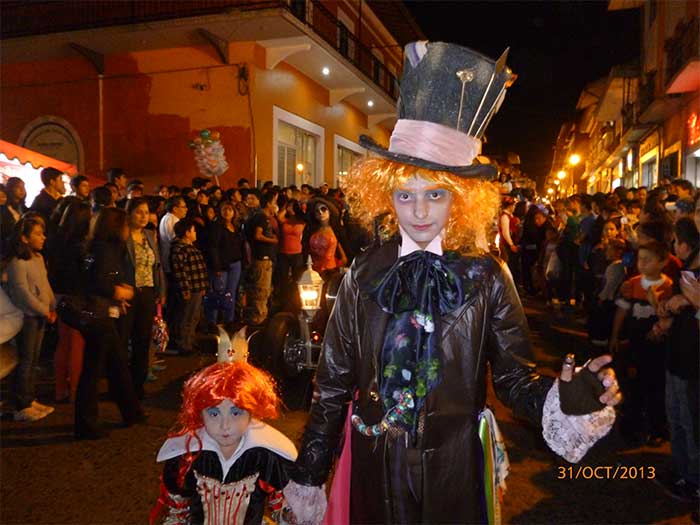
(30, 167, 65, 230)
(1, 178, 27, 254)
(204, 201, 244, 328)
(48, 201, 91, 402)
(75, 207, 144, 440)
(519, 205, 548, 295)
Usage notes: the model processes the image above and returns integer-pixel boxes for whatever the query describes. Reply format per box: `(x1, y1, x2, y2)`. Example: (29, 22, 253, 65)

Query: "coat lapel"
(356, 239, 399, 368)
(126, 237, 136, 265)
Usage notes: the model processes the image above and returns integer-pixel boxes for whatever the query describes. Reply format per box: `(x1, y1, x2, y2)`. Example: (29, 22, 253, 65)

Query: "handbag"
(56, 294, 113, 331)
(56, 295, 93, 331)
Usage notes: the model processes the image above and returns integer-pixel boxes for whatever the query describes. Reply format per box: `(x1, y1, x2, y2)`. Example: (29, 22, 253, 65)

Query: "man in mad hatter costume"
(282, 42, 621, 525)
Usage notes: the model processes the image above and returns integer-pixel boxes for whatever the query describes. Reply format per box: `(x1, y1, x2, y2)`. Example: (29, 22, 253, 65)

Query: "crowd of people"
(498, 178, 700, 500)
(1, 166, 698, 500)
(0, 167, 363, 439)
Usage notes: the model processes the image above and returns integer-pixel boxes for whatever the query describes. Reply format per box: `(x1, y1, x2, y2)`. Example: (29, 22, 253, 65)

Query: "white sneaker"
(31, 400, 55, 415)
(13, 406, 48, 422)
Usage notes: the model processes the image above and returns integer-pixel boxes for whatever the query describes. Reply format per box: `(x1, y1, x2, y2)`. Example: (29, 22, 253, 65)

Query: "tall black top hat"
(360, 41, 515, 178)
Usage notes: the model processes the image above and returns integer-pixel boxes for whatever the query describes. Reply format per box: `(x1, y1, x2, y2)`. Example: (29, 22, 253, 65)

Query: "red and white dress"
(154, 422, 297, 524)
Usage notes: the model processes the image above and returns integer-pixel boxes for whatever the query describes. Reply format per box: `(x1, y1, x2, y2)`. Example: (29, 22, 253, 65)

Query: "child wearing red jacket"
(610, 241, 673, 446)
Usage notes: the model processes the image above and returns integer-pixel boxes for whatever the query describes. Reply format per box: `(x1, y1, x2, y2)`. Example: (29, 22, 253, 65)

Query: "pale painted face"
(392, 176, 452, 249)
(314, 202, 330, 225)
(201, 399, 251, 459)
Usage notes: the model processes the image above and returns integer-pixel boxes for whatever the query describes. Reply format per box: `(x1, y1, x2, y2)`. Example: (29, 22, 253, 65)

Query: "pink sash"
(322, 401, 354, 525)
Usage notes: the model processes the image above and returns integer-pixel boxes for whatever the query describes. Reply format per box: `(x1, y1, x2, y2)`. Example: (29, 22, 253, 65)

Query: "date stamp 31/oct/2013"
(557, 465, 656, 480)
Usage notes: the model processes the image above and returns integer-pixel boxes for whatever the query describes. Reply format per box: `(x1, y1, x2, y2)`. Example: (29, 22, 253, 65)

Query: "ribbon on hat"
(389, 119, 483, 168)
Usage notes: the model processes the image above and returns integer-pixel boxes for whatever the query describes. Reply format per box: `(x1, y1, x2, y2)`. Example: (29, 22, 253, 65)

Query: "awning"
(0, 139, 77, 174)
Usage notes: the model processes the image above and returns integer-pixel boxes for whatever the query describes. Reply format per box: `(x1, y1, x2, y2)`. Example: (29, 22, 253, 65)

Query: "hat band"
(388, 119, 482, 168)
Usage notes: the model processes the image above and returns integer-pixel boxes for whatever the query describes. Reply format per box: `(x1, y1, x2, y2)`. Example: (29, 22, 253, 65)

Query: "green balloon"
(200, 129, 211, 139)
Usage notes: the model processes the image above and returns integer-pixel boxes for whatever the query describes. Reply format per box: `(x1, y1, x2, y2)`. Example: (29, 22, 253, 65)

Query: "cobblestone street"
(0, 297, 693, 524)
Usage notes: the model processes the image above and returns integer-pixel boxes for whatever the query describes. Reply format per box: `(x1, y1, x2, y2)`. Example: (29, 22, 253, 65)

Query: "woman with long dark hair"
(275, 198, 306, 307)
(306, 198, 347, 282)
(49, 201, 91, 402)
(75, 207, 144, 439)
(205, 201, 244, 327)
(122, 197, 164, 399)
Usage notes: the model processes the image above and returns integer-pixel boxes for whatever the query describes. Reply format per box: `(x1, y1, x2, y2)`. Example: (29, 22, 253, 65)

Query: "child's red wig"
(159, 361, 281, 496)
(172, 361, 280, 438)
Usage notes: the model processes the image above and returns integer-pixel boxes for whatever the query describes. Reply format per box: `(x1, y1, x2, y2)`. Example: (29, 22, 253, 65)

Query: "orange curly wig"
(171, 361, 280, 438)
(341, 157, 500, 253)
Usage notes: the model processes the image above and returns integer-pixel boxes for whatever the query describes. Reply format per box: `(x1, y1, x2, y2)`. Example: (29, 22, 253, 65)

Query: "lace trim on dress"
(282, 480, 327, 525)
(541, 380, 616, 464)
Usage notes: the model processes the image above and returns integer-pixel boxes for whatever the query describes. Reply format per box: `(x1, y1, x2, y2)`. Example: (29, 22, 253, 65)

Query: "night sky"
(404, 0, 640, 186)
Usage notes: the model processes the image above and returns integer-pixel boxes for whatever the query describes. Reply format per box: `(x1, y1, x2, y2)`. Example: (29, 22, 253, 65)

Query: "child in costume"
(152, 361, 297, 525)
(285, 41, 622, 525)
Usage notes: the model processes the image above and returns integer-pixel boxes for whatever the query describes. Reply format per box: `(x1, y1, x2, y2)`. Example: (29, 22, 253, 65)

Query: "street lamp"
(553, 179, 560, 185)
(547, 188, 554, 195)
(298, 257, 324, 311)
(557, 170, 567, 180)
(568, 154, 581, 166)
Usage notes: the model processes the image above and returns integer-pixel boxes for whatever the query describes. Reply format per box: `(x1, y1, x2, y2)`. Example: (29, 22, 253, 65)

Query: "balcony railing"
(621, 102, 637, 133)
(665, 16, 699, 87)
(1, 0, 399, 100)
(301, 1, 399, 99)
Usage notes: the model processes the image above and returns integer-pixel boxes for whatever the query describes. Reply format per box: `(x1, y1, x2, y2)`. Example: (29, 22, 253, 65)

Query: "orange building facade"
(1, 1, 422, 190)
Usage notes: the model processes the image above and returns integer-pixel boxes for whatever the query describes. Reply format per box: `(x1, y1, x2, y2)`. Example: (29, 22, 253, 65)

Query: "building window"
(684, 146, 700, 187)
(290, 0, 306, 22)
(277, 120, 318, 187)
(337, 145, 362, 180)
(660, 151, 679, 181)
(338, 22, 350, 59)
(641, 157, 657, 187)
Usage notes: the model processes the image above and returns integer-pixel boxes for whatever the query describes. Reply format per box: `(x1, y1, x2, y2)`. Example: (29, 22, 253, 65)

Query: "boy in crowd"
(169, 219, 208, 355)
(610, 241, 673, 446)
(106, 168, 127, 200)
(30, 167, 65, 226)
(245, 192, 278, 325)
(69, 175, 90, 201)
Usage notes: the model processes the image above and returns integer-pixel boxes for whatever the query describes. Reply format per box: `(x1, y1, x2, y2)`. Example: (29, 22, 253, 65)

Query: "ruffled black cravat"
(370, 250, 467, 431)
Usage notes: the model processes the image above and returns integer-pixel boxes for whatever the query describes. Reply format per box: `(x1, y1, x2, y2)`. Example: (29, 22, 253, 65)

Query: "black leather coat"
(293, 238, 554, 524)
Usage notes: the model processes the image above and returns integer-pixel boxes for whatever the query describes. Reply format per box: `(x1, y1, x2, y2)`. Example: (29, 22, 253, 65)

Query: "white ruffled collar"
(156, 420, 297, 479)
